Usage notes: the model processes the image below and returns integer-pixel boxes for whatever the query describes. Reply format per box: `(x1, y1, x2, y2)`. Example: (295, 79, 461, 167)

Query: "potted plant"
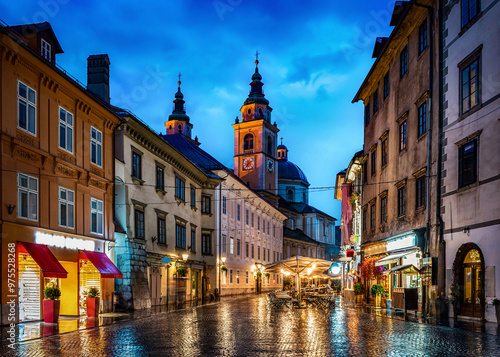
(450, 283, 461, 319)
(265, 272, 270, 278)
(220, 266, 228, 272)
(354, 283, 365, 305)
(493, 298, 500, 324)
(384, 292, 392, 309)
(371, 284, 385, 308)
(176, 266, 188, 278)
(334, 284, 341, 294)
(85, 287, 100, 317)
(43, 285, 61, 323)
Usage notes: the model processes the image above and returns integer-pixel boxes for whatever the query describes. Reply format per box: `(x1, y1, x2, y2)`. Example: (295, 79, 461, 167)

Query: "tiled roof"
(283, 227, 319, 245)
(278, 196, 336, 221)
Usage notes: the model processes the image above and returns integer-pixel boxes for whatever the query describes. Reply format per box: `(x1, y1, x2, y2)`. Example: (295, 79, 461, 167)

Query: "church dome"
(278, 160, 309, 184)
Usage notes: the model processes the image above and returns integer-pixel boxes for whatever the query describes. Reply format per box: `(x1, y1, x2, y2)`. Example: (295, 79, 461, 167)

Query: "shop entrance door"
(192, 271, 199, 299)
(18, 255, 41, 321)
(461, 249, 482, 318)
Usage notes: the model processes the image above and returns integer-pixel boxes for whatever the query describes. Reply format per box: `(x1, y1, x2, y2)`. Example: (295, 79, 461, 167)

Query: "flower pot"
(386, 299, 392, 310)
(86, 297, 100, 317)
(43, 299, 60, 323)
(356, 294, 363, 305)
(375, 294, 381, 308)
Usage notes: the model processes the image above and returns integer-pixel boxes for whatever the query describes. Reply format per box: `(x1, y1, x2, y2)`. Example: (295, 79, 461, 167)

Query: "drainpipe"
(415, 0, 433, 318)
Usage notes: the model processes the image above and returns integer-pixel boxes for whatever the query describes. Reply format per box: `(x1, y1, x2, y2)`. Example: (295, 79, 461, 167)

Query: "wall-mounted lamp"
(151, 236, 157, 243)
(221, 257, 226, 264)
(187, 245, 192, 251)
(7, 204, 16, 215)
(182, 253, 189, 261)
(463, 227, 470, 236)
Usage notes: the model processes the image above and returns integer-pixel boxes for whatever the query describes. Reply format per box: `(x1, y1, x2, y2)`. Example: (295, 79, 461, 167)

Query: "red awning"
(79, 251, 122, 279)
(18, 242, 68, 278)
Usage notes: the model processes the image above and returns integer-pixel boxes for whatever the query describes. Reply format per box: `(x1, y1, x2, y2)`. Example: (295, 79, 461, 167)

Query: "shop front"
(2, 223, 121, 325)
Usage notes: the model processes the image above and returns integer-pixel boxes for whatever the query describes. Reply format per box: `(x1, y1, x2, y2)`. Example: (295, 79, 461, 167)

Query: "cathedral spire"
(165, 73, 193, 139)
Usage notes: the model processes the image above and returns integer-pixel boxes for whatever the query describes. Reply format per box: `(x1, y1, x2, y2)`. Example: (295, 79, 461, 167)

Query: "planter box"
(43, 300, 60, 323)
(375, 295, 381, 308)
(356, 294, 363, 305)
(86, 297, 100, 317)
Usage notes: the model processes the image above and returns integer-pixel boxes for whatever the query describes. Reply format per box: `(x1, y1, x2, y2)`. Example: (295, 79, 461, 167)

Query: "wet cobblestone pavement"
(2, 295, 500, 356)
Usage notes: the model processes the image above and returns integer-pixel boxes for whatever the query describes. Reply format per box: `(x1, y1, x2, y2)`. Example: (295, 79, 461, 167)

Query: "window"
(18, 81, 36, 135)
(222, 234, 227, 253)
(201, 195, 211, 214)
(399, 120, 407, 151)
(237, 204, 241, 221)
(243, 134, 254, 150)
(245, 242, 249, 258)
(373, 89, 379, 114)
(418, 103, 427, 137)
(157, 217, 166, 244)
(380, 196, 387, 223)
(91, 127, 102, 167)
(90, 198, 103, 235)
(245, 209, 249, 225)
(237, 239, 241, 256)
(230, 237, 234, 254)
(268, 249, 270, 261)
(268, 221, 270, 234)
(362, 209, 367, 232)
(262, 219, 265, 233)
(41, 39, 51, 61)
(370, 203, 376, 229)
(267, 136, 273, 156)
(381, 138, 388, 167)
(286, 188, 294, 201)
(175, 177, 185, 200)
(363, 162, 368, 184)
(459, 139, 477, 187)
(236, 270, 240, 284)
(59, 107, 73, 153)
(251, 244, 254, 259)
(257, 216, 260, 230)
(59, 187, 74, 228)
(383, 72, 389, 99)
(461, 58, 479, 114)
(229, 269, 233, 284)
(191, 229, 196, 252)
(273, 224, 275, 237)
(400, 46, 408, 77)
(371, 150, 376, 176)
(176, 224, 186, 248)
(398, 186, 406, 217)
(364, 104, 370, 126)
(246, 271, 249, 284)
(222, 196, 227, 214)
(251, 212, 254, 227)
(202, 233, 211, 254)
(461, 0, 479, 28)
(416, 176, 426, 208)
(257, 246, 261, 260)
(135, 209, 145, 239)
(190, 187, 196, 208)
(156, 166, 164, 190)
(18, 173, 38, 221)
(132, 152, 141, 179)
(419, 20, 427, 54)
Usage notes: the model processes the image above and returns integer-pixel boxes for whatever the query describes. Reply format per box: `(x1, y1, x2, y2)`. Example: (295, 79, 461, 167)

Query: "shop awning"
(389, 264, 420, 275)
(18, 242, 68, 278)
(375, 251, 411, 266)
(79, 251, 122, 279)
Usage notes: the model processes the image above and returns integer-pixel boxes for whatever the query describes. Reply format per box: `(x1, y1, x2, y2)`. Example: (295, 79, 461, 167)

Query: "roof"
(161, 134, 224, 179)
(278, 160, 309, 184)
(278, 196, 336, 221)
(283, 227, 319, 245)
(7, 22, 63, 53)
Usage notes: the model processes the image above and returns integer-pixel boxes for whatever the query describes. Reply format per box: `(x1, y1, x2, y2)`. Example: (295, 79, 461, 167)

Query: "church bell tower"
(233, 53, 279, 197)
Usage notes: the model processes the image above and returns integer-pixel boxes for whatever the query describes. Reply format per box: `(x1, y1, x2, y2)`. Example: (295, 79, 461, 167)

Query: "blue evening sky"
(2, 0, 396, 220)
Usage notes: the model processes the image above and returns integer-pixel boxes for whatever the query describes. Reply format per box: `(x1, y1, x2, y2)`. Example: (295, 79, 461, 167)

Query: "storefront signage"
(35, 232, 95, 251)
(386, 235, 416, 252)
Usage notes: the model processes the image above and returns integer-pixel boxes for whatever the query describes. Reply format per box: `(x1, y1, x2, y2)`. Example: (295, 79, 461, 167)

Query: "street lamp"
(254, 263, 265, 294)
(218, 256, 226, 299)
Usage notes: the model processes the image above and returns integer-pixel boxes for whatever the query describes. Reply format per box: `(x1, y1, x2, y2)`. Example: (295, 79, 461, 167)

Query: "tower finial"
(280, 137, 283, 145)
(177, 72, 182, 86)
(254, 50, 260, 66)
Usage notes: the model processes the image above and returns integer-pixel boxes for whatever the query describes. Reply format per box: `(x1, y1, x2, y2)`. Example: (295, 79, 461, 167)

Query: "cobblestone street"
(1, 295, 500, 356)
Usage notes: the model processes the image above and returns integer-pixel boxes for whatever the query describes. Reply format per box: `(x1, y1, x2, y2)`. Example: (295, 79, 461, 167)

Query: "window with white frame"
(222, 196, 227, 214)
(18, 81, 36, 135)
(91, 198, 103, 235)
(222, 234, 227, 253)
(41, 39, 51, 61)
(229, 237, 234, 254)
(91, 127, 102, 167)
(236, 270, 240, 284)
(59, 107, 73, 153)
(18, 173, 38, 221)
(59, 187, 74, 228)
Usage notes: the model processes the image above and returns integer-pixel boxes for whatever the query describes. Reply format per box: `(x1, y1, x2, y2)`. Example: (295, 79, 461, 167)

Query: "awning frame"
(79, 250, 122, 279)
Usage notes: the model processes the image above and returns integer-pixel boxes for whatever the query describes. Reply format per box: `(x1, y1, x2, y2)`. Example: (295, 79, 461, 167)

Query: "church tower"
(233, 54, 279, 197)
(164, 74, 196, 141)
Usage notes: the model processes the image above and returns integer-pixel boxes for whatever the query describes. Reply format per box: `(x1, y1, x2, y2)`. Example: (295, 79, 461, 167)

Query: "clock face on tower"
(267, 159, 274, 172)
(243, 157, 255, 170)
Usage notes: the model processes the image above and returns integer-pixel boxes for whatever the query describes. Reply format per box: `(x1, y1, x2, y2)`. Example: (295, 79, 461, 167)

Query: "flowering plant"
(360, 256, 386, 281)
(349, 192, 359, 206)
(349, 234, 359, 246)
(370, 284, 385, 297)
(353, 283, 365, 296)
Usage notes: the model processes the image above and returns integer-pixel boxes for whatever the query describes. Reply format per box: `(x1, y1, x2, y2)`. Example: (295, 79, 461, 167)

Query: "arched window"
(178, 124, 182, 131)
(287, 189, 294, 202)
(267, 136, 273, 156)
(243, 134, 254, 151)
(258, 108, 263, 118)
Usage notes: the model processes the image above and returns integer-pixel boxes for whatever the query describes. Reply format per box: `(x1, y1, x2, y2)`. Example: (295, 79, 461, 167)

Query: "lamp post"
(254, 263, 264, 294)
(218, 256, 226, 299)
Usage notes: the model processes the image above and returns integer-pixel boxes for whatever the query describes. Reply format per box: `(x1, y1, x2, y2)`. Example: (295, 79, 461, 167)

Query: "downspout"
(415, 0, 433, 318)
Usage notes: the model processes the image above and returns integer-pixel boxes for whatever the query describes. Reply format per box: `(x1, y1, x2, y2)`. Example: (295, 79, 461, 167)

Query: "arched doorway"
(453, 243, 484, 319)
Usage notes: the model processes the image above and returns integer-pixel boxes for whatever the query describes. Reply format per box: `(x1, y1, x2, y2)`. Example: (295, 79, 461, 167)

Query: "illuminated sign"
(331, 266, 341, 275)
(35, 232, 95, 251)
(386, 235, 416, 252)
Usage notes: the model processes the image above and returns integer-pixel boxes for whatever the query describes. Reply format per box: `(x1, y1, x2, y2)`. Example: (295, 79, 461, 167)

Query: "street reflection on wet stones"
(6, 295, 500, 356)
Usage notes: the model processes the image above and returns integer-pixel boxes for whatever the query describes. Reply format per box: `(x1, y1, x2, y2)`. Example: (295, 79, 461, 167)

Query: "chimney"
(87, 54, 110, 104)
